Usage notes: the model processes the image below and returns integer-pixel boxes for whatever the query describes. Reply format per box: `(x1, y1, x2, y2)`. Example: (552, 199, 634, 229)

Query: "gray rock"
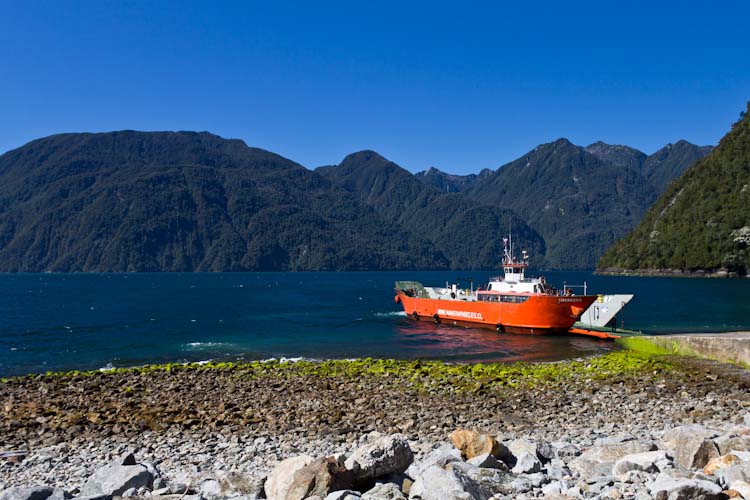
(361, 482, 405, 500)
(715, 435, 750, 455)
(613, 451, 670, 475)
(467, 453, 506, 470)
(507, 438, 537, 460)
(408, 464, 483, 500)
(405, 444, 460, 479)
(647, 472, 722, 499)
(569, 440, 657, 479)
(324, 491, 361, 500)
(552, 441, 581, 459)
(119, 488, 137, 498)
(345, 434, 413, 482)
(0, 487, 70, 500)
(71, 496, 111, 500)
(715, 463, 750, 488)
(661, 425, 720, 470)
(199, 479, 222, 499)
(536, 441, 556, 462)
(511, 452, 542, 474)
(541, 481, 562, 496)
(79, 463, 153, 497)
(547, 459, 571, 480)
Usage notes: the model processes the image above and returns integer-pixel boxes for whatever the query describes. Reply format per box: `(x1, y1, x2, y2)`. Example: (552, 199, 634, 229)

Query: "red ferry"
(394, 235, 598, 335)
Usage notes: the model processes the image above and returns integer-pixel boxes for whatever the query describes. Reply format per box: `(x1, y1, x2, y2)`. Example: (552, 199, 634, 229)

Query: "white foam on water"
(374, 311, 407, 317)
(184, 342, 228, 349)
(99, 362, 115, 371)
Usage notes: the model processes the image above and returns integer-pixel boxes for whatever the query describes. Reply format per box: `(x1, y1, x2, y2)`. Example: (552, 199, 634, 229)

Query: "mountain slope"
(642, 140, 713, 193)
(317, 151, 546, 270)
(585, 141, 647, 171)
(467, 139, 657, 269)
(598, 107, 750, 275)
(0, 131, 447, 271)
(414, 167, 491, 192)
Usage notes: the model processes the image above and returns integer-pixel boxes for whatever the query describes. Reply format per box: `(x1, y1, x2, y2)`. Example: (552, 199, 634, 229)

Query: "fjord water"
(2, 271, 750, 377)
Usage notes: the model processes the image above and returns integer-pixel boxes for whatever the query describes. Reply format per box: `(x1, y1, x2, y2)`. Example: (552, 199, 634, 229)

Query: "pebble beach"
(3, 350, 750, 499)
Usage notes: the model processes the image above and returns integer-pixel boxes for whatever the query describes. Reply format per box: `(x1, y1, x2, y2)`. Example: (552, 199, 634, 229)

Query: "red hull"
(395, 291, 597, 334)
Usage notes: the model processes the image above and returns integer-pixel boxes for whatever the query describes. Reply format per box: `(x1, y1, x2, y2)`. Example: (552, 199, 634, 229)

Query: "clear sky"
(1, 1, 748, 174)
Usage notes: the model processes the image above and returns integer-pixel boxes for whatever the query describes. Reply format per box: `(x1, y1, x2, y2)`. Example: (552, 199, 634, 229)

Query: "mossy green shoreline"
(0, 349, 674, 390)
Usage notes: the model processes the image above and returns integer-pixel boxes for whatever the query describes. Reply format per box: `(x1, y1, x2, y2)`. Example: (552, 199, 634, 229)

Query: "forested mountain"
(0, 130, 712, 272)
(0, 132, 447, 271)
(316, 151, 546, 270)
(641, 141, 714, 193)
(598, 107, 750, 276)
(414, 167, 491, 192)
(465, 139, 711, 269)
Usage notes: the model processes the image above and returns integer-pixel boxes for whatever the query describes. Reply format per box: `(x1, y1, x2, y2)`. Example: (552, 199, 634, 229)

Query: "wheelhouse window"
(500, 295, 529, 303)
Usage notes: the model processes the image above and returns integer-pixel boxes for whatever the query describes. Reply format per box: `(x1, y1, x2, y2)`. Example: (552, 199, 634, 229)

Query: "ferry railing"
(562, 281, 588, 296)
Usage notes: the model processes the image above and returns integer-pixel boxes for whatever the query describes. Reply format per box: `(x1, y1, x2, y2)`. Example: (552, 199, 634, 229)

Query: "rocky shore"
(3, 351, 750, 499)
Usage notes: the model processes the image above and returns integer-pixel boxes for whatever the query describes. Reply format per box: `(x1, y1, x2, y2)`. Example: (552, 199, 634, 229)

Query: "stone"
(408, 462, 510, 500)
(507, 438, 537, 460)
(715, 435, 750, 455)
(467, 453, 506, 470)
(0, 487, 70, 500)
(361, 482, 405, 500)
(406, 444, 460, 479)
(716, 464, 750, 489)
(647, 472, 723, 500)
(569, 440, 657, 478)
(345, 434, 413, 482)
(324, 491, 360, 500)
(199, 479, 222, 499)
(730, 480, 750, 499)
(662, 425, 721, 469)
(265, 455, 315, 500)
(552, 441, 581, 459)
(286, 457, 355, 499)
(511, 452, 542, 474)
(612, 450, 670, 475)
(704, 454, 744, 475)
(119, 489, 136, 498)
(79, 462, 153, 497)
(449, 429, 504, 461)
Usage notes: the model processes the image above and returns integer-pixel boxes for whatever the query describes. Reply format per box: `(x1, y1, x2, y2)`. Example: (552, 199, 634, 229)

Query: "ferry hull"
(395, 292, 598, 335)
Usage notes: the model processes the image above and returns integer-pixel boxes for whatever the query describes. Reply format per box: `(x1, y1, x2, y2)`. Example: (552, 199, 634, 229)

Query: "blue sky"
(1, 1, 748, 174)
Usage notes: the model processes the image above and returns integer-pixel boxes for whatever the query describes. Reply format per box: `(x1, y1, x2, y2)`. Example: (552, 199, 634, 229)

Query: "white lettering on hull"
(437, 309, 484, 321)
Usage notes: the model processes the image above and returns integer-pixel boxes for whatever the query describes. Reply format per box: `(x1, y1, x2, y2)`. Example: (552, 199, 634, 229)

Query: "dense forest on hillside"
(0, 132, 447, 271)
(598, 106, 750, 275)
(0, 129, 712, 272)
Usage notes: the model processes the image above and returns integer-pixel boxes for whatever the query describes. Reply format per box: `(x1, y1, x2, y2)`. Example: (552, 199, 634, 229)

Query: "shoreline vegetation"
(5, 346, 750, 498)
(596, 267, 750, 278)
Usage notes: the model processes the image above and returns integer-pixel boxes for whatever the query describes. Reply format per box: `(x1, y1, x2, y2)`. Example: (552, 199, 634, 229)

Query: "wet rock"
(361, 482, 405, 500)
(345, 434, 412, 482)
(265, 455, 315, 500)
(661, 425, 720, 469)
(79, 461, 153, 497)
(449, 429, 503, 461)
(612, 450, 670, 475)
(0, 487, 70, 500)
(569, 440, 657, 478)
(647, 472, 723, 499)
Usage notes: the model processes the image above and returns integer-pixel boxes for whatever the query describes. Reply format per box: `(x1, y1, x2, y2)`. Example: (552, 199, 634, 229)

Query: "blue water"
(1, 271, 750, 377)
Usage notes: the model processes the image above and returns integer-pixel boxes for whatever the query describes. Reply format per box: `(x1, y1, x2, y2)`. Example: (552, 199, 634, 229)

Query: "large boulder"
(79, 461, 153, 497)
(703, 453, 745, 475)
(449, 429, 505, 461)
(511, 452, 542, 474)
(345, 434, 413, 482)
(264, 455, 315, 500)
(0, 487, 70, 500)
(612, 450, 670, 475)
(715, 435, 750, 455)
(408, 464, 497, 500)
(283, 458, 355, 500)
(568, 439, 657, 478)
(661, 425, 720, 469)
(646, 472, 723, 500)
(405, 444, 461, 479)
